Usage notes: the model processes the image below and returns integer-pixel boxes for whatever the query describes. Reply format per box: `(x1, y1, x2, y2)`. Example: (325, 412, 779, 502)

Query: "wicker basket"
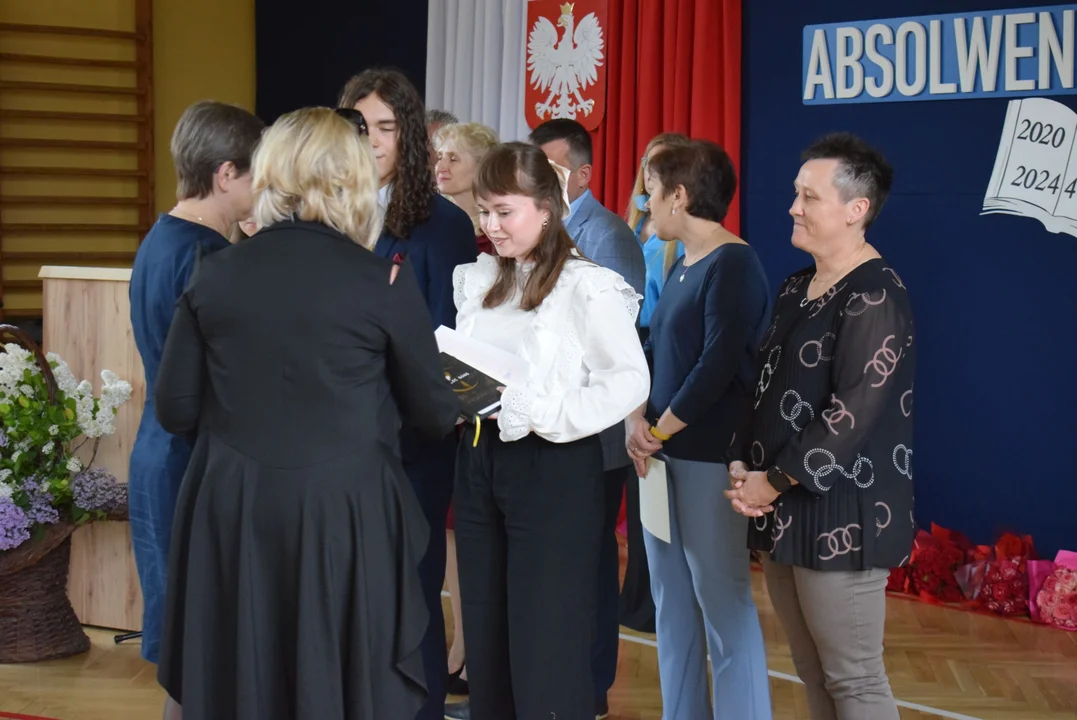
(0, 523, 90, 663)
(0, 324, 91, 663)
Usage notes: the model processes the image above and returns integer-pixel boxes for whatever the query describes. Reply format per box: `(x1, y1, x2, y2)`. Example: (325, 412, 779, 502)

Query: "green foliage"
(0, 359, 90, 512)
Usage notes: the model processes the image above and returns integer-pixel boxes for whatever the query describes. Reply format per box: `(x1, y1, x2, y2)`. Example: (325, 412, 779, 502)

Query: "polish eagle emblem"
(526, 1, 607, 129)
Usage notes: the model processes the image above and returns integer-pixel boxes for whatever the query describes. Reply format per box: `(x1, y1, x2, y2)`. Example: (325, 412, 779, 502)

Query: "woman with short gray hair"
(725, 132, 914, 720)
(128, 99, 263, 720)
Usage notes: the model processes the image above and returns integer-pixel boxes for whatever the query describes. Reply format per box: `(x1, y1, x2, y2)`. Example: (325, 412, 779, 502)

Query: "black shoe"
(446, 665, 469, 696)
(444, 699, 471, 720)
(596, 695, 610, 719)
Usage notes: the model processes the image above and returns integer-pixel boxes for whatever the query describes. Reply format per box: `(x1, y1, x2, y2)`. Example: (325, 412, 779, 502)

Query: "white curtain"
(425, 0, 530, 142)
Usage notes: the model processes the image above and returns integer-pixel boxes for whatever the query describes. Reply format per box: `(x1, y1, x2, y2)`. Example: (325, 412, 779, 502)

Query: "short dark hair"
(528, 118, 592, 168)
(801, 132, 893, 228)
(170, 100, 265, 201)
(338, 68, 434, 239)
(647, 140, 737, 223)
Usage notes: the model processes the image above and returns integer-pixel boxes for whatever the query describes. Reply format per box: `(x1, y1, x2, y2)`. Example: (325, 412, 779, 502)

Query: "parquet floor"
(2, 561, 1076, 720)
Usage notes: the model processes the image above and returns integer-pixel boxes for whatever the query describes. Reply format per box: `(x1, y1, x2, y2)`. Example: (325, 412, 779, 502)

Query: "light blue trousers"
(643, 457, 773, 720)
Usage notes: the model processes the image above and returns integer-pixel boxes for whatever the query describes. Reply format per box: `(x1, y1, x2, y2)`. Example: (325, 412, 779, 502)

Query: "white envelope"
(639, 458, 671, 543)
(435, 325, 530, 386)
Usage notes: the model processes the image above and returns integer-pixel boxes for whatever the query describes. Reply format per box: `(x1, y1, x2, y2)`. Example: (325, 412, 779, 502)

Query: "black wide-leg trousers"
(453, 420, 604, 720)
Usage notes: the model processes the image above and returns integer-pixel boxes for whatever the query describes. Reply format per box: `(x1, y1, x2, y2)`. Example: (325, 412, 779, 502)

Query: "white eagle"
(527, 3, 604, 121)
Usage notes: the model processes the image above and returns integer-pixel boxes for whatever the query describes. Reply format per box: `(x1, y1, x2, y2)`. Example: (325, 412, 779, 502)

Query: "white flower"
(42, 441, 54, 455)
(0, 469, 12, 482)
(67, 457, 82, 473)
(0, 483, 11, 500)
(2, 343, 34, 367)
(12, 450, 21, 463)
(50, 360, 80, 396)
(2, 349, 133, 441)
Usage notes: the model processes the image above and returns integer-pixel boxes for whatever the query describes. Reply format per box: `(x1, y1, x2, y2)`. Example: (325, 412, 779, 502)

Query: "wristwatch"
(766, 466, 792, 493)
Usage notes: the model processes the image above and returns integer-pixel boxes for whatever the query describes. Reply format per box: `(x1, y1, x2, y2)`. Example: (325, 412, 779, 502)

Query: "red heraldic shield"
(525, 0, 608, 131)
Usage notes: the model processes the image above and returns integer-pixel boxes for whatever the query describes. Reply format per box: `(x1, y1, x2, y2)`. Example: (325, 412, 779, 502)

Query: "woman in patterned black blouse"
(725, 132, 914, 720)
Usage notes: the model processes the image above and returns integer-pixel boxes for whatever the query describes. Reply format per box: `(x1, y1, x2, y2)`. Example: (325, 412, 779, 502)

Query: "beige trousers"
(761, 554, 899, 720)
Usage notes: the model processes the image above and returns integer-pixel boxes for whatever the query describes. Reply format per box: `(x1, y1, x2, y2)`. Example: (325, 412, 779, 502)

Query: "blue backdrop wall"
(742, 0, 1076, 557)
(254, 0, 429, 123)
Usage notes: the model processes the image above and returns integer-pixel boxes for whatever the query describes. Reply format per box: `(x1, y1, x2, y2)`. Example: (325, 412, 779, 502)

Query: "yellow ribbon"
(473, 415, 481, 447)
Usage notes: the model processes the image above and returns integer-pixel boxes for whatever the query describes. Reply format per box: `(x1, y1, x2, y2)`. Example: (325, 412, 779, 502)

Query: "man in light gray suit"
(531, 118, 646, 720)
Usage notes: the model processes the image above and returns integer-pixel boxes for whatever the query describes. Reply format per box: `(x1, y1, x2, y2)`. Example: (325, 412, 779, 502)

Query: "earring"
(671, 207, 676, 215)
(542, 215, 549, 228)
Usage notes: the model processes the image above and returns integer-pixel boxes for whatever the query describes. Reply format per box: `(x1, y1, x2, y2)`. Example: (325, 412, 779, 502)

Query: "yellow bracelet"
(649, 426, 671, 441)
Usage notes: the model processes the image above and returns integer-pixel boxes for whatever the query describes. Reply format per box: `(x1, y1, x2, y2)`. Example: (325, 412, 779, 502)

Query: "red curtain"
(590, 0, 742, 235)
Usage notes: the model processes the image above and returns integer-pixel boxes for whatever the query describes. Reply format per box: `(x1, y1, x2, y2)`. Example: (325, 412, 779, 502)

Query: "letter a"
(805, 28, 836, 100)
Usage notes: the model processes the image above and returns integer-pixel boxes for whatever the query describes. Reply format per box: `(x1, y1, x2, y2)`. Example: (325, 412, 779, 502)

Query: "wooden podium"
(39, 266, 144, 631)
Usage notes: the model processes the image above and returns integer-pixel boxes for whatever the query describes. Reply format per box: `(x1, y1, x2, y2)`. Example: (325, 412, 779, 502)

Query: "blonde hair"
(624, 132, 691, 275)
(433, 122, 500, 232)
(251, 107, 382, 248)
(433, 121, 500, 161)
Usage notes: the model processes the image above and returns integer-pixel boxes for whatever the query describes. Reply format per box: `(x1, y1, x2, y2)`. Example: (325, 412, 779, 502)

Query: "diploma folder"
(440, 353, 503, 418)
(434, 326, 531, 421)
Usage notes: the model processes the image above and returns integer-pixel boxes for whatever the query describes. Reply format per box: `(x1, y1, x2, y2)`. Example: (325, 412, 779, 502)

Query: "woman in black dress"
(154, 107, 460, 720)
(725, 132, 914, 720)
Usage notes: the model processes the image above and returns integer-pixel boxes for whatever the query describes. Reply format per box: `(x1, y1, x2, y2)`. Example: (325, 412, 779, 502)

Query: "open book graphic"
(982, 97, 1077, 238)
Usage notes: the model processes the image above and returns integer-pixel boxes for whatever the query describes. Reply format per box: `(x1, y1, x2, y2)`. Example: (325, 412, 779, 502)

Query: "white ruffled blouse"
(453, 252, 650, 444)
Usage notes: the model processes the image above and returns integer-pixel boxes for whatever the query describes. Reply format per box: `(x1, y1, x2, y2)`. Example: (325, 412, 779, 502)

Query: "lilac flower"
(20, 475, 59, 526)
(71, 467, 127, 514)
(0, 496, 31, 551)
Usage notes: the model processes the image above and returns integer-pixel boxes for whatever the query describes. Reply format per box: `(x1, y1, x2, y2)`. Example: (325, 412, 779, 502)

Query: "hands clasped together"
(724, 461, 780, 518)
(625, 413, 664, 477)
(626, 411, 783, 519)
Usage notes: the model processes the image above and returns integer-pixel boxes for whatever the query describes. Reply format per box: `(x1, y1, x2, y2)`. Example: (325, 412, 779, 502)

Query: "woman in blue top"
(625, 133, 691, 336)
(618, 132, 693, 635)
(339, 69, 478, 720)
(128, 100, 263, 718)
(625, 140, 773, 720)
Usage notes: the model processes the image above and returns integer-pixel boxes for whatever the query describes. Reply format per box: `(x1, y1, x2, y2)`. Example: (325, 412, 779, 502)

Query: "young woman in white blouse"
(450, 142, 649, 720)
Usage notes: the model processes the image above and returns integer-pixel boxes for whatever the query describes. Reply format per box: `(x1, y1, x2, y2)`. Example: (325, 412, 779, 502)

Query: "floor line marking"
(616, 632, 984, 720)
(442, 592, 984, 720)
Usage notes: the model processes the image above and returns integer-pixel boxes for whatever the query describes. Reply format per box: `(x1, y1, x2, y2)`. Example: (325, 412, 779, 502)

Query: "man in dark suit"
(531, 118, 646, 720)
(340, 69, 478, 720)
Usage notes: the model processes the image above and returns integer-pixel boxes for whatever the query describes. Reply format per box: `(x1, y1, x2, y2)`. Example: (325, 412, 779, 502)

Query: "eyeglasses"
(335, 107, 369, 136)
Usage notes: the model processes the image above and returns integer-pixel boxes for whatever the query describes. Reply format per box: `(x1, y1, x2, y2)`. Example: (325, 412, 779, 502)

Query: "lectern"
(39, 266, 144, 631)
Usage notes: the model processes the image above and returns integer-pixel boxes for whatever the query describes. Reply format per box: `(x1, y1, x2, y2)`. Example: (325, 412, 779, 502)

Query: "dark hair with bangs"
(647, 140, 737, 222)
(474, 142, 580, 311)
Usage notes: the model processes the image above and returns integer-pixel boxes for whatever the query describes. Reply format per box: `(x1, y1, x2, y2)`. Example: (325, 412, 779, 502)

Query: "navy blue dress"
(128, 214, 230, 664)
(373, 195, 477, 719)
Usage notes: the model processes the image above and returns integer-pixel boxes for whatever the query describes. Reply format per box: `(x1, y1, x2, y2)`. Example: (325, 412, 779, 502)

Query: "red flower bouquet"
(980, 557, 1029, 616)
(907, 524, 969, 603)
(1036, 567, 1077, 631)
(955, 532, 1036, 617)
(886, 565, 909, 593)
